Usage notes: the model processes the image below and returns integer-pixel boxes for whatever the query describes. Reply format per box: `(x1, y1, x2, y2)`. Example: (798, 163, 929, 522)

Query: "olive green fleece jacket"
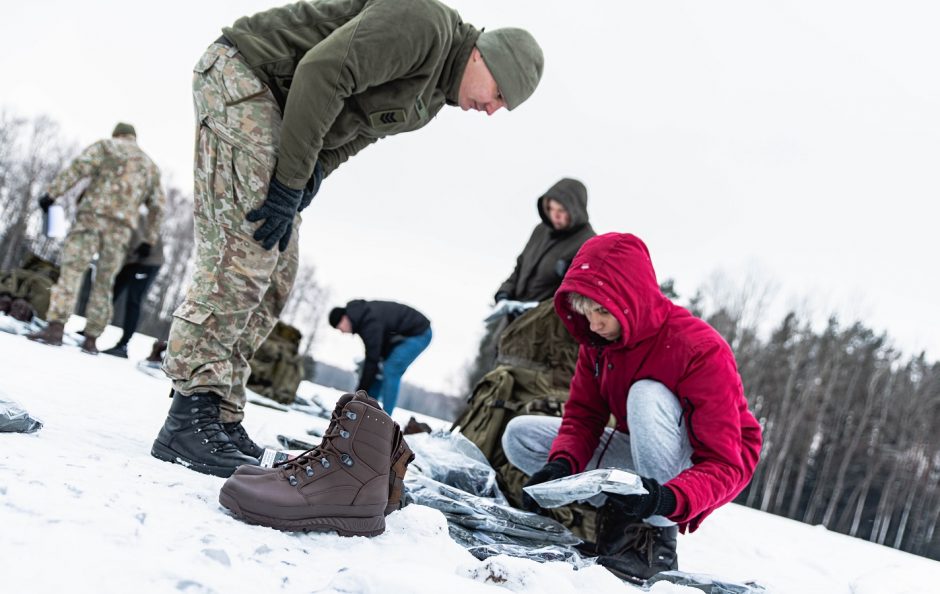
(223, 0, 479, 189)
(497, 178, 596, 303)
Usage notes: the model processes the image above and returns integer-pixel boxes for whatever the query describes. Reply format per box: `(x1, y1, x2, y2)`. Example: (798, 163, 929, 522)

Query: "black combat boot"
(222, 421, 264, 459)
(102, 343, 129, 358)
(152, 390, 259, 477)
(596, 520, 679, 583)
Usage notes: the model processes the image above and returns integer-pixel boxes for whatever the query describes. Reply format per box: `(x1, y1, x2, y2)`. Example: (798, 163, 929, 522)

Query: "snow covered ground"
(2, 321, 939, 594)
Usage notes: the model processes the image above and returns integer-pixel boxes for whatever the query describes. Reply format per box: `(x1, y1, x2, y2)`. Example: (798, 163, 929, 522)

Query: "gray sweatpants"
(502, 380, 693, 527)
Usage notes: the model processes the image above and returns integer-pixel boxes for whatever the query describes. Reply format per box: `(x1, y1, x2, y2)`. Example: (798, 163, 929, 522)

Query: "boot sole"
(219, 489, 385, 537)
(26, 336, 62, 346)
(151, 440, 241, 478)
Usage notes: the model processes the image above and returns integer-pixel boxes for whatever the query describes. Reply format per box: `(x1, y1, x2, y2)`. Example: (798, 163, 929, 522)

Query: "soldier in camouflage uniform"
(152, 0, 545, 477)
(27, 123, 165, 355)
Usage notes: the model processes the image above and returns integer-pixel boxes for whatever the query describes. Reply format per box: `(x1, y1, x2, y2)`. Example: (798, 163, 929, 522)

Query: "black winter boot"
(596, 521, 679, 583)
(102, 343, 129, 358)
(152, 390, 259, 477)
(222, 421, 264, 459)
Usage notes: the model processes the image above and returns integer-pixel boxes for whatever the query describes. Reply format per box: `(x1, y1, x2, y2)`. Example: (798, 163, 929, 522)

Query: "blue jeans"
(368, 327, 432, 414)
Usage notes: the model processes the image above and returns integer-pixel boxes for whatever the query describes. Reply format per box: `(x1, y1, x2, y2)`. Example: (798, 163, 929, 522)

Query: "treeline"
(689, 274, 940, 560)
(0, 110, 326, 353)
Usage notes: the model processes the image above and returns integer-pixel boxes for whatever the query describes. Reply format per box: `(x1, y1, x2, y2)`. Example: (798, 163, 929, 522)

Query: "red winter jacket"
(549, 233, 762, 532)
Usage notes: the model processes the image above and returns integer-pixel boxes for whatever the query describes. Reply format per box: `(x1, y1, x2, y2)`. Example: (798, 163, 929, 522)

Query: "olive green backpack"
(248, 321, 305, 404)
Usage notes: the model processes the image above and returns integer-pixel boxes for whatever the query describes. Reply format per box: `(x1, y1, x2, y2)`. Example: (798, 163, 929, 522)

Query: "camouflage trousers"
(163, 43, 299, 423)
(46, 213, 133, 336)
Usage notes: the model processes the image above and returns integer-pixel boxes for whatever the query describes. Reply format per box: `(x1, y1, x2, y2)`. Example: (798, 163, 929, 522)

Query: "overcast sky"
(3, 0, 938, 393)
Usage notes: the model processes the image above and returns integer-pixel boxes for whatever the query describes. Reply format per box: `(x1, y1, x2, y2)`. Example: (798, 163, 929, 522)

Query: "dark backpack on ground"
(248, 321, 304, 404)
(452, 301, 599, 542)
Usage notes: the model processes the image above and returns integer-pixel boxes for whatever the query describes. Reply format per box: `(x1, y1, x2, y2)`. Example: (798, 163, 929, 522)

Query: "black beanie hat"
(328, 307, 347, 328)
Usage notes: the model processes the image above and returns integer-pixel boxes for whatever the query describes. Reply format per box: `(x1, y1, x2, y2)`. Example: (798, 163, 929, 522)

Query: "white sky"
(3, 330, 940, 593)
(2, 0, 939, 393)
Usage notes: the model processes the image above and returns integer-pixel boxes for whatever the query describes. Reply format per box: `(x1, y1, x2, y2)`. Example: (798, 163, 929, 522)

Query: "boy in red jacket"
(502, 232, 762, 582)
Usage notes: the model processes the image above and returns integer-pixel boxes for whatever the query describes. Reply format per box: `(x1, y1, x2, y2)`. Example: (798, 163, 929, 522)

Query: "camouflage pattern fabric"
(162, 43, 299, 423)
(45, 213, 133, 336)
(46, 136, 164, 243)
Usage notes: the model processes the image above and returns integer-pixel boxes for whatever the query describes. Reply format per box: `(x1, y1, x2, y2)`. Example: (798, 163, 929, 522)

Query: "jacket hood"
(537, 178, 589, 233)
(554, 233, 671, 349)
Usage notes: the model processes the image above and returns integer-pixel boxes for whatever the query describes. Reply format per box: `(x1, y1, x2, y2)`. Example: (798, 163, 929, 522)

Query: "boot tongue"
(351, 390, 382, 410)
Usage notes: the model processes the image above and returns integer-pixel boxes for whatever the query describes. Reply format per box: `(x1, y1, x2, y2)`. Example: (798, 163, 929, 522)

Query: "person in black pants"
(101, 221, 164, 358)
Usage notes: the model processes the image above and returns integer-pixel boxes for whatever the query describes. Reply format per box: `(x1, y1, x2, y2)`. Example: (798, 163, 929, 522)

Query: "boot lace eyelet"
(341, 453, 354, 466)
(340, 430, 350, 439)
(320, 458, 331, 469)
(305, 466, 314, 477)
(202, 438, 208, 444)
(288, 475, 298, 486)
(345, 411, 357, 420)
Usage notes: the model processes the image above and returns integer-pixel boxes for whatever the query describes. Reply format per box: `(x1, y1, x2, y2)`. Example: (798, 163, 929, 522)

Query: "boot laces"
(275, 406, 356, 477)
(191, 406, 239, 453)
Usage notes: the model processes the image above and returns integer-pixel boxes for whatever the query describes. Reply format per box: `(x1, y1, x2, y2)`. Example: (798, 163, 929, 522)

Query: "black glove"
(134, 242, 152, 259)
(246, 177, 303, 251)
(298, 161, 323, 212)
(38, 194, 54, 212)
(494, 291, 510, 304)
(603, 476, 677, 521)
(522, 458, 572, 512)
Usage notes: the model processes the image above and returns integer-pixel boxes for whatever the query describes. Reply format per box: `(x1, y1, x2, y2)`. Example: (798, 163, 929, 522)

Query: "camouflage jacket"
(46, 137, 165, 244)
(223, 0, 480, 189)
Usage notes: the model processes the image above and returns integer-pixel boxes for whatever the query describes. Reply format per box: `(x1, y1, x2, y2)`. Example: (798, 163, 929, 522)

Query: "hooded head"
(554, 233, 672, 349)
(537, 178, 589, 233)
(112, 122, 136, 138)
(475, 27, 544, 111)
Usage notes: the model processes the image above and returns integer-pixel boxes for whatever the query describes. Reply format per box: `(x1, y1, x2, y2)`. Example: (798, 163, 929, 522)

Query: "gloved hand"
(603, 476, 677, 521)
(134, 242, 152, 259)
(494, 291, 510, 304)
(38, 194, 54, 212)
(521, 458, 572, 512)
(298, 161, 323, 212)
(246, 177, 304, 251)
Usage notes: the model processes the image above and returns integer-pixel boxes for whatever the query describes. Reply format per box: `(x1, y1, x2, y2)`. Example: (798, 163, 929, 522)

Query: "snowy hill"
(2, 323, 939, 594)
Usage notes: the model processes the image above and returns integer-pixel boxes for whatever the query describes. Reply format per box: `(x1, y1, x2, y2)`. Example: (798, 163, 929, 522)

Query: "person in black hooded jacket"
(329, 299, 432, 414)
(495, 177, 595, 304)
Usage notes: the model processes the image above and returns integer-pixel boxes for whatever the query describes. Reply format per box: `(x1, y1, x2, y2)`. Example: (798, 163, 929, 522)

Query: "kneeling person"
(502, 233, 762, 582)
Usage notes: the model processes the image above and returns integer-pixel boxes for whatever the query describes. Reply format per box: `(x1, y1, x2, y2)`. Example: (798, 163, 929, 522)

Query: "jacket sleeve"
(275, 0, 448, 188)
(141, 170, 166, 246)
(319, 134, 380, 178)
(356, 314, 385, 392)
(548, 346, 610, 472)
(665, 340, 752, 527)
(46, 141, 106, 198)
(497, 227, 539, 300)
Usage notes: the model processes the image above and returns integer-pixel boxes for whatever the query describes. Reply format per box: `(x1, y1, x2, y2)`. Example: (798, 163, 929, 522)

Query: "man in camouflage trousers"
(27, 123, 164, 355)
(152, 0, 545, 478)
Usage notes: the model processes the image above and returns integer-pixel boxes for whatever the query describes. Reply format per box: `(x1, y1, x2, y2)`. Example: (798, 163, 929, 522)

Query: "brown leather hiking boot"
(231, 391, 415, 517)
(80, 335, 99, 355)
(26, 320, 64, 346)
(219, 393, 396, 535)
(146, 340, 167, 363)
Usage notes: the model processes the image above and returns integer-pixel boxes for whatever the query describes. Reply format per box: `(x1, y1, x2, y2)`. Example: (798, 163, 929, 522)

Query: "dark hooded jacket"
(496, 178, 595, 303)
(549, 233, 762, 533)
(345, 299, 431, 391)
